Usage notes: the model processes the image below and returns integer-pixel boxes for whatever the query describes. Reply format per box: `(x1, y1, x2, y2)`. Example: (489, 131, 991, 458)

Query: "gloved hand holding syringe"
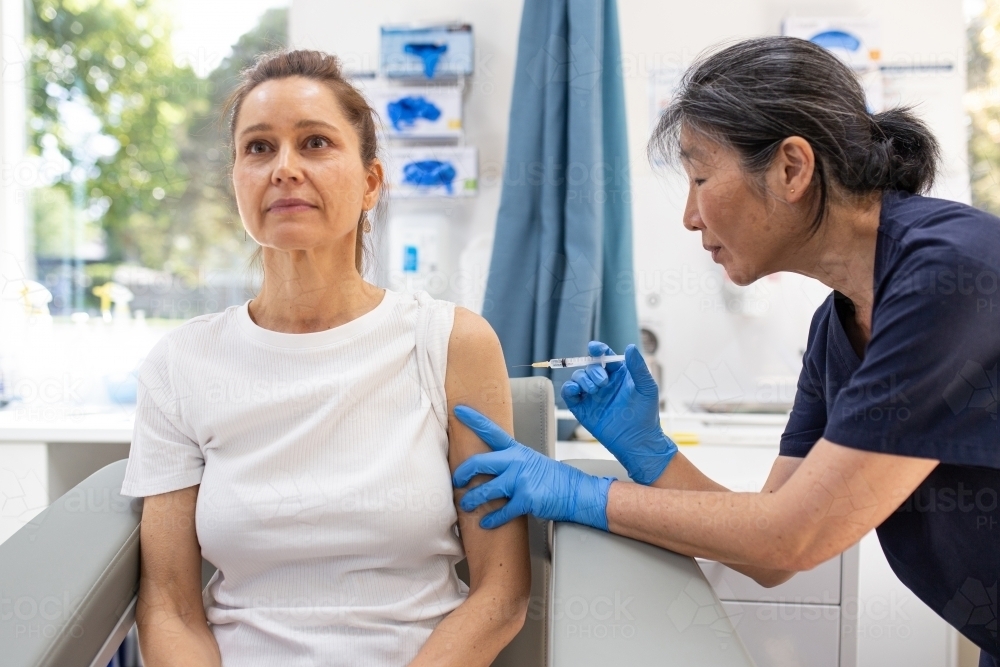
(455, 341, 678, 532)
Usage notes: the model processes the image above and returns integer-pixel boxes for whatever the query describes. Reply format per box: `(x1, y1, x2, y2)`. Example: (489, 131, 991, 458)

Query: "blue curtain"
(482, 0, 639, 398)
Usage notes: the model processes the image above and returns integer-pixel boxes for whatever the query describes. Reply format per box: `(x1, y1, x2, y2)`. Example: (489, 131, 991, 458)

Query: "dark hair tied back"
(863, 108, 939, 195)
(649, 37, 941, 231)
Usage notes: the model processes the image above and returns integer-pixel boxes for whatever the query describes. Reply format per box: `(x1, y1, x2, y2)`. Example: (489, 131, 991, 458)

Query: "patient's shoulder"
(448, 307, 503, 362)
(446, 307, 509, 394)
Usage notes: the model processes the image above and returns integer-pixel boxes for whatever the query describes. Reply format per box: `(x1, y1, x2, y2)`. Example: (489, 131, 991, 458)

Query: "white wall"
(290, 0, 525, 309)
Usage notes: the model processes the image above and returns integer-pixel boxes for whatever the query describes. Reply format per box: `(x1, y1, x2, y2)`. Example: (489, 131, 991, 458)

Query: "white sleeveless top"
(120, 289, 468, 666)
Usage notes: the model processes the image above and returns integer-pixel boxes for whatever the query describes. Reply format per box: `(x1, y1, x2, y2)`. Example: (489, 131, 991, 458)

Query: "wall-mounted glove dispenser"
(387, 146, 477, 197)
(380, 24, 474, 79)
(368, 85, 463, 138)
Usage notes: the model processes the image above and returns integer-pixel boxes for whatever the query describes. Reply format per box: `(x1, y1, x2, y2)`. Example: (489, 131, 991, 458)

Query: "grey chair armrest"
(0, 459, 141, 667)
(551, 460, 756, 667)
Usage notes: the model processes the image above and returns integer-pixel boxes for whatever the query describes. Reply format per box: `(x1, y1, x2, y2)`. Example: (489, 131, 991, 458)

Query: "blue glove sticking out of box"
(403, 160, 456, 194)
(387, 96, 442, 131)
(404, 43, 448, 78)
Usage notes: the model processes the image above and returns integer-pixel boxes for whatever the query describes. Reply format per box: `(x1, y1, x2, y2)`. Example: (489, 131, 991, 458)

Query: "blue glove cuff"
(571, 475, 616, 531)
(628, 433, 679, 485)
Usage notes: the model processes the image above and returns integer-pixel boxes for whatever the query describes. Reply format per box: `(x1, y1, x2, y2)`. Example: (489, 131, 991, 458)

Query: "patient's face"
(232, 77, 378, 257)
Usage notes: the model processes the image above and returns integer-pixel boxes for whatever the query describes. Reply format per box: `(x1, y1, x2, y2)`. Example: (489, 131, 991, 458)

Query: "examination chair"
(0, 377, 754, 667)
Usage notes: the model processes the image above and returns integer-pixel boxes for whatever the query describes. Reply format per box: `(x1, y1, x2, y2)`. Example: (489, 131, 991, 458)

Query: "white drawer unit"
(721, 601, 841, 667)
(698, 545, 860, 667)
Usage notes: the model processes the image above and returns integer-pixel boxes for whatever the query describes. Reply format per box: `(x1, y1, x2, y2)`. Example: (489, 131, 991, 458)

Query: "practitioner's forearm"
(645, 452, 799, 585)
(606, 481, 808, 571)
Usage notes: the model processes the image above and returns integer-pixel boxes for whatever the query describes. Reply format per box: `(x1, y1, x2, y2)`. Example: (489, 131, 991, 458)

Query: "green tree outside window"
(27, 0, 286, 316)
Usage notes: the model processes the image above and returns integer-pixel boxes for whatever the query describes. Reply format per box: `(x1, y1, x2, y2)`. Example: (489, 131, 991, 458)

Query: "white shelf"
(0, 405, 134, 444)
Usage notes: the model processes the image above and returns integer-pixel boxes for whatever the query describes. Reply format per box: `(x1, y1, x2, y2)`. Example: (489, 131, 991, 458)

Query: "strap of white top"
(413, 291, 455, 433)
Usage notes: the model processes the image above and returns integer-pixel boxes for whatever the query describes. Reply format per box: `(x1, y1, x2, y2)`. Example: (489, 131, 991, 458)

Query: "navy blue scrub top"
(781, 190, 1000, 658)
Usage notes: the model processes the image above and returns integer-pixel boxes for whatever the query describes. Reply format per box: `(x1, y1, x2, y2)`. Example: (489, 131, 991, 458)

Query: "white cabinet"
(697, 547, 859, 667)
(721, 601, 841, 667)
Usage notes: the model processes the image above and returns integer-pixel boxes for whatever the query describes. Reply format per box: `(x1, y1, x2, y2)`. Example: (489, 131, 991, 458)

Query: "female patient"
(120, 49, 530, 666)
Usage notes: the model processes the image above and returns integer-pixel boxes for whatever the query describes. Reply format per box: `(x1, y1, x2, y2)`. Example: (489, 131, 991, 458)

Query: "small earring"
(790, 188, 796, 193)
(361, 211, 372, 233)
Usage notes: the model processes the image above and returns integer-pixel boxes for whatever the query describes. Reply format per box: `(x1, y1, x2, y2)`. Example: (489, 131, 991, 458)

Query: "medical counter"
(0, 404, 133, 508)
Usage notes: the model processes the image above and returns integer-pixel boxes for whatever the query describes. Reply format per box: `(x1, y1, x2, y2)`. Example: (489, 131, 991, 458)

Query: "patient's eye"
(246, 140, 270, 154)
(305, 135, 330, 149)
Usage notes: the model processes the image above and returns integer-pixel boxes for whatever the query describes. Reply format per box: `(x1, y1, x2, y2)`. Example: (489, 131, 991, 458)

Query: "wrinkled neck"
(785, 195, 882, 333)
(249, 246, 381, 333)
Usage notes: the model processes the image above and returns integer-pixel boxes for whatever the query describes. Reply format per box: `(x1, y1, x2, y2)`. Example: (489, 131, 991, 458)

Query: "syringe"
(529, 355, 625, 369)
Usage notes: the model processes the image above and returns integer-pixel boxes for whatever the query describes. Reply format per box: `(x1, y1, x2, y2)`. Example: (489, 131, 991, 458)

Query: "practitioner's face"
(679, 125, 812, 286)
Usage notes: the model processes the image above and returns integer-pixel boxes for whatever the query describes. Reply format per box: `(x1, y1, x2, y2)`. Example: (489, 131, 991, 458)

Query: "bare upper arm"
(445, 307, 513, 442)
(445, 307, 530, 596)
(137, 485, 207, 622)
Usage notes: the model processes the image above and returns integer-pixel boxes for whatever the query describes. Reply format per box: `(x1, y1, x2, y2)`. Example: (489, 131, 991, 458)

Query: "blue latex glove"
(403, 160, 456, 194)
(452, 405, 616, 530)
(387, 95, 442, 131)
(561, 341, 677, 485)
(404, 42, 448, 78)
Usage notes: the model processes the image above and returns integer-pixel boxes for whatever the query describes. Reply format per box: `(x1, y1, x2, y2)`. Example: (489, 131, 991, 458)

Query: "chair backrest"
(0, 458, 140, 667)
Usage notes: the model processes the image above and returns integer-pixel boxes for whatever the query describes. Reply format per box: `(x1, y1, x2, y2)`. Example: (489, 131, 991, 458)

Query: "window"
(24, 0, 288, 321)
(968, 0, 1000, 215)
(0, 0, 289, 416)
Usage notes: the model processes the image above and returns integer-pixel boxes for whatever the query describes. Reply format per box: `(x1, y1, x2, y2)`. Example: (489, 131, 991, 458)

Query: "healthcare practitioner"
(453, 36, 1000, 665)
